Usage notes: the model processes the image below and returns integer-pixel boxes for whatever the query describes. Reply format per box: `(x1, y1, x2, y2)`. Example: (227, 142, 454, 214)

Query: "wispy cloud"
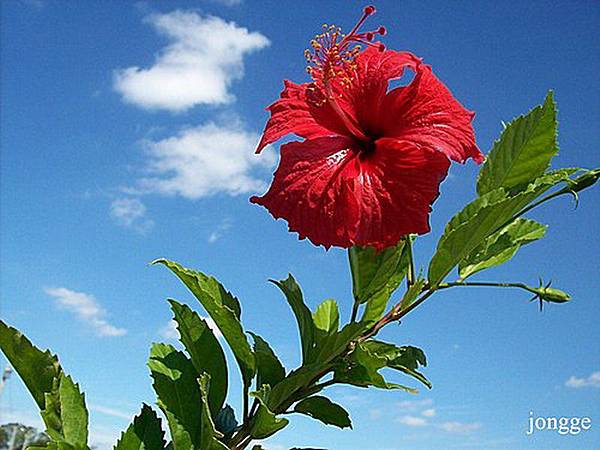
(395, 400, 480, 435)
(422, 408, 436, 417)
(160, 316, 222, 340)
(397, 415, 428, 427)
(211, 0, 243, 6)
(565, 371, 600, 388)
(110, 197, 154, 234)
(45, 287, 127, 337)
(208, 218, 233, 243)
(439, 421, 482, 434)
(396, 398, 433, 411)
(113, 10, 269, 112)
(89, 424, 124, 450)
(91, 405, 133, 421)
(369, 408, 383, 420)
(19, 0, 44, 9)
(132, 120, 275, 199)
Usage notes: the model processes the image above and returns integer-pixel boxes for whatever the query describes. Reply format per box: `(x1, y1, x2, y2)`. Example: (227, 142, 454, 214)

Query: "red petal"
(251, 136, 450, 249)
(256, 80, 349, 153)
(381, 63, 484, 164)
(347, 48, 421, 136)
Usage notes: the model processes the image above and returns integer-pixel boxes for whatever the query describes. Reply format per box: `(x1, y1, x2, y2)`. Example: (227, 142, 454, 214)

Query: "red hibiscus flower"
(251, 6, 483, 250)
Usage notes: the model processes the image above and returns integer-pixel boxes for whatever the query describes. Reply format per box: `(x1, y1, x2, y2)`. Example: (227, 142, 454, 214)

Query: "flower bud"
(532, 287, 571, 303)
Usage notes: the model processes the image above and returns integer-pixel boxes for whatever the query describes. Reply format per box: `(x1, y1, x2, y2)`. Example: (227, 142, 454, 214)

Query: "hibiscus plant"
(1, 6, 598, 450)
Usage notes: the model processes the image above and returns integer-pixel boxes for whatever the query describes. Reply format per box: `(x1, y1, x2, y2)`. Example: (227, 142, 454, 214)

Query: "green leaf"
(312, 300, 344, 358)
(41, 379, 63, 440)
(271, 275, 316, 364)
(249, 333, 286, 389)
(459, 219, 547, 279)
(168, 300, 227, 417)
(293, 396, 352, 429)
(334, 343, 417, 393)
(28, 443, 74, 450)
(362, 341, 431, 389)
(313, 299, 339, 335)
(0, 321, 61, 410)
(249, 387, 289, 439)
(198, 374, 229, 450)
(154, 259, 255, 388)
(214, 405, 237, 441)
(266, 364, 325, 413)
(267, 323, 364, 412)
(0, 321, 91, 447)
(148, 343, 202, 449)
(349, 241, 408, 304)
(428, 169, 577, 287)
(114, 404, 166, 450)
(399, 277, 427, 312)
(58, 374, 89, 447)
(477, 92, 558, 195)
(349, 242, 409, 325)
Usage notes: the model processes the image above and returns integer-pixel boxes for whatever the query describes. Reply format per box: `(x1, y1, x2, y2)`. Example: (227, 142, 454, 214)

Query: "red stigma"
(364, 5, 376, 15)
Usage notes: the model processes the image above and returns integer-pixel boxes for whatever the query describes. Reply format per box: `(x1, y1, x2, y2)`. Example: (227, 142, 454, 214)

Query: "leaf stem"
(242, 383, 250, 424)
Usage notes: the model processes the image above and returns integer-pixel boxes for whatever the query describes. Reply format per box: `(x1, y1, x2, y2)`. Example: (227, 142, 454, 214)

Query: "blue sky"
(1, 0, 599, 448)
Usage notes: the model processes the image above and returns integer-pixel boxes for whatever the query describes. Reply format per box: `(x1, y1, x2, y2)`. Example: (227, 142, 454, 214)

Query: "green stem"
(348, 247, 361, 322)
(406, 236, 416, 288)
(350, 300, 360, 323)
(437, 280, 537, 294)
(360, 279, 540, 342)
(492, 189, 571, 236)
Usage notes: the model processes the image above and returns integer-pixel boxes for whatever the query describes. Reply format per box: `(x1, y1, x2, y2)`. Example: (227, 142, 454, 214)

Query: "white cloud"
(422, 408, 436, 417)
(113, 10, 269, 112)
(45, 287, 127, 337)
(160, 316, 223, 340)
(110, 197, 154, 234)
(397, 415, 428, 427)
(439, 421, 482, 434)
(208, 218, 232, 243)
(159, 319, 180, 339)
(134, 121, 275, 199)
(565, 371, 600, 388)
